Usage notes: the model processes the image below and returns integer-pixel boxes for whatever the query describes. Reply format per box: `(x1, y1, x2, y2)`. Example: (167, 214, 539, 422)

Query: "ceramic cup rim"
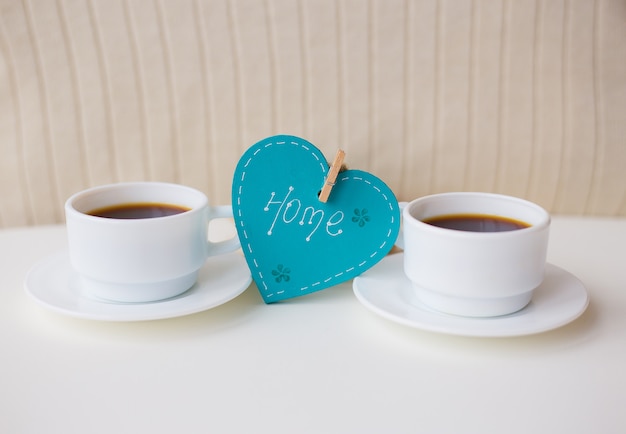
(65, 181, 209, 224)
(402, 191, 550, 238)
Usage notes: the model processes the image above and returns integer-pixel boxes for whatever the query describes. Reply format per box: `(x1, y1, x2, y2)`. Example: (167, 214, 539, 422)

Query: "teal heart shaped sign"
(232, 135, 400, 303)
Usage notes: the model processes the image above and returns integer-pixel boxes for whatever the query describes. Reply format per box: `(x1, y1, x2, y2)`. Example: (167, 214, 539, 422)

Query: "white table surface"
(1, 216, 625, 434)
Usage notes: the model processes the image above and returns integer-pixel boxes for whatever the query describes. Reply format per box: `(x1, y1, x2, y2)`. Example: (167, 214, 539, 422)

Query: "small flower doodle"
(272, 264, 291, 283)
(352, 208, 371, 227)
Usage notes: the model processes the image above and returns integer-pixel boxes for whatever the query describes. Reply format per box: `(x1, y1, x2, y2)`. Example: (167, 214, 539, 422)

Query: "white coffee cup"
(398, 192, 550, 317)
(65, 182, 240, 303)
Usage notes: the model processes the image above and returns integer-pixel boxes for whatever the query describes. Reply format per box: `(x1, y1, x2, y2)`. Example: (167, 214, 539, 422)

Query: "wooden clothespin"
(318, 149, 345, 203)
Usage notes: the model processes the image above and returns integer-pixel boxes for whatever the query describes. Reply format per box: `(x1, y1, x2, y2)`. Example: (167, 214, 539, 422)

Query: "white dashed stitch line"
(235, 142, 397, 295)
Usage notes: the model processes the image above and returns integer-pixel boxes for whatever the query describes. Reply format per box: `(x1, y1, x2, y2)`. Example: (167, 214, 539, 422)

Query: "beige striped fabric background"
(0, 0, 625, 228)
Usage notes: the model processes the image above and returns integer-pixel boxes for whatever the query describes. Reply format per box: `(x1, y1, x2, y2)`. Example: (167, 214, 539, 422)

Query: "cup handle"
(395, 202, 409, 250)
(206, 205, 241, 256)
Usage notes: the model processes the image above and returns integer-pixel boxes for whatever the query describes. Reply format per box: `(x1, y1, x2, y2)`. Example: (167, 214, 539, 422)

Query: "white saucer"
(353, 253, 589, 337)
(24, 251, 252, 321)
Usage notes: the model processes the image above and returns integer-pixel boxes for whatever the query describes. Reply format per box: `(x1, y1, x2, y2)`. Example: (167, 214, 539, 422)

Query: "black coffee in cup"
(88, 203, 190, 219)
(422, 214, 530, 232)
